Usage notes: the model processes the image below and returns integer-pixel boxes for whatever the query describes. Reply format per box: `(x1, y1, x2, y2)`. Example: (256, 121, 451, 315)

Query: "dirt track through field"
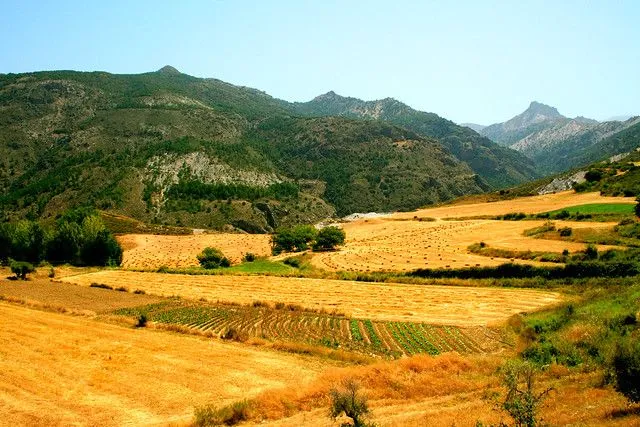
(0, 303, 329, 426)
(61, 271, 562, 326)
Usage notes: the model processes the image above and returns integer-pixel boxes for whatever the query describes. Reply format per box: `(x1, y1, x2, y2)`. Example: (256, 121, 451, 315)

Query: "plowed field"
(60, 271, 561, 326)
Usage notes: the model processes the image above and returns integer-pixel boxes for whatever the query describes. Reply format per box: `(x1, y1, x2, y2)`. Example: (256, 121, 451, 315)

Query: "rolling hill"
(0, 67, 518, 230)
(292, 91, 539, 188)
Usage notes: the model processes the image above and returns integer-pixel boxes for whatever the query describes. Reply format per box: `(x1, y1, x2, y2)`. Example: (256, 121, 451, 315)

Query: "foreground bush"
(197, 247, 231, 269)
(194, 400, 251, 426)
(329, 379, 375, 427)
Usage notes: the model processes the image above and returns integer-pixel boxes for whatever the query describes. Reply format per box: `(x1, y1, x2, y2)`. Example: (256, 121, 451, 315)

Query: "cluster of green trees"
(167, 180, 299, 202)
(197, 247, 231, 269)
(271, 225, 346, 254)
(0, 210, 122, 267)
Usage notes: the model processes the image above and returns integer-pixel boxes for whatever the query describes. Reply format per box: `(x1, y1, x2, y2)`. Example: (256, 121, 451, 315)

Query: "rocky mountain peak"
(157, 65, 181, 75)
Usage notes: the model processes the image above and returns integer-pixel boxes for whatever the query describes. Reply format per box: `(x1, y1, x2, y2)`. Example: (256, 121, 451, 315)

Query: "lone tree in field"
(329, 379, 374, 427)
(635, 197, 640, 218)
(197, 247, 231, 269)
(313, 226, 346, 252)
(10, 259, 35, 280)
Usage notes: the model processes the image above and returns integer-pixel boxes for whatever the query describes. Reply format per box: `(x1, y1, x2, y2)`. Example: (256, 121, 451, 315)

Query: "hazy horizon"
(3, 0, 639, 124)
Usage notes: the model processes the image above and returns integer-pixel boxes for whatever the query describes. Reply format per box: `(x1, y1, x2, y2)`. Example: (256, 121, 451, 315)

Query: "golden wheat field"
(116, 191, 632, 272)
(0, 302, 334, 426)
(311, 218, 617, 272)
(60, 270, 561, 326)
(392, 190, 636, 219)
(118, 233, 272, 269)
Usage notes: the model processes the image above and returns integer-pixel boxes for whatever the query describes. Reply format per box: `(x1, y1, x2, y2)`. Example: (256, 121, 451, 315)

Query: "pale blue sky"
(2, 0, 638, 124)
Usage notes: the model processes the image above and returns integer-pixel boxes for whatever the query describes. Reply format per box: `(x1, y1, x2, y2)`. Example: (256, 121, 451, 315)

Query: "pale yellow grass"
(312, 219, 618, 272)
(118, 233, 272, 269)
(60, 271, 561, 326)
(0, 302, 331, 427)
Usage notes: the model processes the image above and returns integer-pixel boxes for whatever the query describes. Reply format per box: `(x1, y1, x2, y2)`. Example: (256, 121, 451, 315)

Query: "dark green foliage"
(197, 247, 231, 269)
(46, 221, 82, 264)
(271, 225, 318, 254)
(9, 259, 35, 280)
(636, 198, 640, 218)
(501, 212, 527, 221)
(312, 226, 346, 251)
(329, 379, 374, 427)
(0, 213, 122, 266)
(80, 229, 123, 266)
(135, 314, 148, 328)
(585, 169, 603, 182)
(167, 181, 299, 202)
(283, 257, 301, 268)
(9, 221, 46, 263)
(558, 227, 572, 237)
(613, 338, 640, 402)
(242, 252, 256, 262)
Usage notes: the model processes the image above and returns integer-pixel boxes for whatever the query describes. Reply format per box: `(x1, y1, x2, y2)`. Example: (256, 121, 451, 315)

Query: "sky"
(2, 0, 639, 124)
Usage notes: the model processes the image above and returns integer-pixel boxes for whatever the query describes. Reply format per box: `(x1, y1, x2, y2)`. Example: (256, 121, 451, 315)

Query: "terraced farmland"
(114, 301, 505, 357)
(60, 270, 562, 326)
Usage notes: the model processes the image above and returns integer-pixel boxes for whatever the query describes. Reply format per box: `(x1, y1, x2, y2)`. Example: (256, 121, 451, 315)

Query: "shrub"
(135, 314, 148, 328)
(197, 247, 231, 269)
(90, 283, 113, 290)
(499, 360, 552, 427)
(585, 169, 603, 182)
(613, 338, 640, 403)
(584, 244, 598, 260)
(283, 256, 301, 268)
(193, 400, 251, 426)
(636, 197, 640, 218)
(221, 327, 247, 342)
(329, 379, 374, 427)
(558, 227, 572, 237)
(313, 226, 346, 251)
(243, 252, 256, 262)
(553, 210, 570, 220)
(10, 259, 35, 280)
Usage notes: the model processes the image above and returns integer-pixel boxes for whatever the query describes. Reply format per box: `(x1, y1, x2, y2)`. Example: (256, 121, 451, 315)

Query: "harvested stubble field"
(312, 218, 618, 272)
(0, 272, 161, 314)
(392, 190, 636, 220)
(115, 300, 505, 357)
(118, 233, 272, 269)
(311, 191, 632, 272)
(0, 302, 333, 426)
(61, 271, 561, 326)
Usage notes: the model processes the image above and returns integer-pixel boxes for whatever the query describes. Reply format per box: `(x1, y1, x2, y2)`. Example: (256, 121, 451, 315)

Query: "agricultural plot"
(312, 218, 618, 272)
(0, 302, 328, 426)
(391, 191, 636, 220)
(114, 300, 504, 357)
(118, 233, 272, 269)
(60, 271, 562, 326)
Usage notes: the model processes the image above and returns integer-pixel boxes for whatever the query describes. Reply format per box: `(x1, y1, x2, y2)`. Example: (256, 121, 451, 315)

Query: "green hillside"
(0, 67, 501, 230)
(293, 92, 539, 188)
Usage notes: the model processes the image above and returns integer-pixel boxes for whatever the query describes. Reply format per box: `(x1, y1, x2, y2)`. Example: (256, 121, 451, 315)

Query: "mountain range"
(0, 66, 539, 231)
(478, 102, 640, 173)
